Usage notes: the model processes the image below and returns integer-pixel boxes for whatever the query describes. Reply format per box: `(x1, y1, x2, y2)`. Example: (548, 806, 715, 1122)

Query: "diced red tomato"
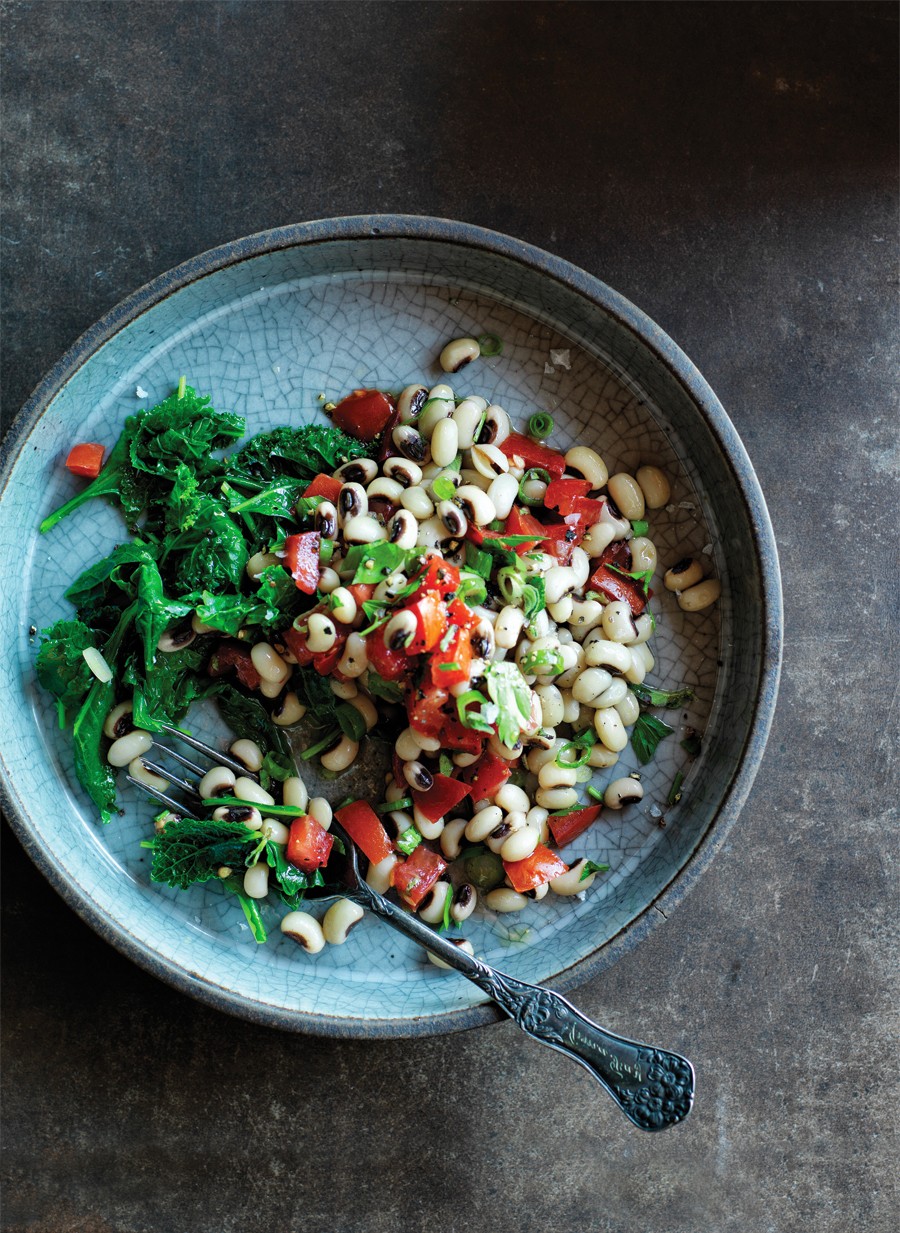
(377, 399, 404, 463)
(284, 531, 321, 594)
(286, 815, 334, 872)
(405, 592, 448, 653)
(302, 473, 343, 503)
(430, 626, 473, 689)
(312, 643, 344, 676)
(568, 495, 607, 524)
(548, 805, 601, 847)
(446, 597, 478, 630)
(412, 773, 470, 824)
(503, 844, 569, 892)
(347, 583, 376, 606)
(331, 389, 396, 442)
(410, 555, 460, 601)
(407, 683, 451, 739)
(544, 477, 591, 514)
(500, 432, 567, 479)
(505, 505, 547, 539)
(65, 442, 105, 478)
(335, 801, 394, 865)
(440, 718, 486, 756)
(282, 624, 315, 666)
(366, 630, 409, 681)
(587, 564, 647, 615)
(391, 845, 448, 907)
(539, 516, 585, 565)
(460, 751, 511, 803)
(207, 642, 261, 690)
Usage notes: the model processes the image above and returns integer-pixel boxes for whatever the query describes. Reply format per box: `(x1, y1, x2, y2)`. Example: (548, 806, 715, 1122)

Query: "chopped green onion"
(520, 646, 564, 676)
(176, 375, 187, 400)
(456, 689, 495, 733)
(299, 728, 342, 761)
(477, 332, 503, 357)
(631, 519, 650, 537)
(555, 742, 591, 769)
(376, 796, 413, 814)
(587, 785, 605, 803)
(517, 467, 551, 506)
(580, 860, 609, 881)
(318, 537, 335, 563)
(667, 771, 685, 806)
(438, 662, 462, 672)
(527, 412, 554, 440)
(456, 572, 487, 606)
(497, 566, 525, 604)
(395, 826, 422, 856)
(439, 752, 454, 777)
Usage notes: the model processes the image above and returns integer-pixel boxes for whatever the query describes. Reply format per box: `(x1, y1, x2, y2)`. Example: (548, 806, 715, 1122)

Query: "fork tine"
(157, 722, 258, 780)
(126, 776, 199, 818)
(150, 742, 207, 780)
(140, 757, 201, 797)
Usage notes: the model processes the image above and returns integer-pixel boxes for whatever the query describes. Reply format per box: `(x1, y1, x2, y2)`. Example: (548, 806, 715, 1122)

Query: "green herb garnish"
(631, 714, 675, 765)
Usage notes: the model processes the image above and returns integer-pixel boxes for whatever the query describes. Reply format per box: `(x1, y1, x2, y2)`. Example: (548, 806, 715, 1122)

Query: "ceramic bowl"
(0, 217, 781, 1036)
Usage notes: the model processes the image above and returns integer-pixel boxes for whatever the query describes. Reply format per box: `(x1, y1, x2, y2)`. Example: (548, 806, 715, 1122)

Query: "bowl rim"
(0, 215, 782, 1038)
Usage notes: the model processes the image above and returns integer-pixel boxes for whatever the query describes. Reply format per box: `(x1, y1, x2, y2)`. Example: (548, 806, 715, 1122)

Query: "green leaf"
(522, 577, 546, 621)
(628, 682, 694, 709)
(464, 541, 493, 580)
(227, 423, 371, 486)
(35, 619, 97, 711)
(366, 670, 403, 704)
(336, 702, 367, 742)
(667, 771, 685, 806)
(631, 714, 674, 765)
(211, 682, 288, 759)
(484, 661, 532, 748)
(580, 860, 609, 880)
(219, 876, 268, 943)
(341, 542, 420, 584)
(147, 817, 260, 890)
(432, 476, 457, 501)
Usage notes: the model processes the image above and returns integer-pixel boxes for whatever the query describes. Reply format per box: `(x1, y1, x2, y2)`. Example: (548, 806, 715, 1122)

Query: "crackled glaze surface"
(0, 223, 779, 1034)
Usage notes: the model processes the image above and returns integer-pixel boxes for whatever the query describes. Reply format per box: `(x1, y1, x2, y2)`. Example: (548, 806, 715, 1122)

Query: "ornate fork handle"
(353, 880, 695, 1131)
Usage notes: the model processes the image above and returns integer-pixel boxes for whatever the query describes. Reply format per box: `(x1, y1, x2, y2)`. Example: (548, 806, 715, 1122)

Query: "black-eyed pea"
(280, 910, 326, 953)
(156, 621, 196, 653)
(629, 536, 657, 574)
(570, 546, 591, 588)
(198, 765, 237, 799)
(322, 898, 364, 945)
(320, 735, 359, 773)
(495, 604, 526, 648)
(537, 760, 578, 790)
(572, 667, 613, 706)
(581, 521, 617, 557)
(416, 516, 446, 548)
(465, 804, 503, 842)
(191, 613, 219, 635)
(595, 678, 629, 708)
(317, 566, 341, 593)
(427, 938, 476, 969)
(635, 465, 671, 509)
(487, 472, 519, 518)
(413, 804, 444, 841)
(347, 694, 378, 731)
(418, 881, 453, 924)
(604, 776, 645, 809)
(243, 862, 270, 900)
(452, 749, 481, 768)
(394, 727, 423, 762)
(450, 883, 477, 922)
(544, 565, 578, 605)
(338, 482, 368, 523)
(535, 786, 578, 810)
(470, 442, 509, 480)
(230, 738, 263, 772)
(584, 639, 632, 672)
(565, 446, 608, 489)
(439, 336, 480, 373)
(430, 417, 460, 468)
(306, 614, 337, 655)
(614, 690, 641, 727)
(494, 783, 530, 814)
(337, 632, 368, 678)
(246, 550, 281, 580)
(588, 743, 619, 768)
(440, 818, 469, 860)
(365, 852, 400, 894)
(127, 756, 169, 792)
(455, 484, 496, 526)
(335, 457, 378, 486)
(477, 404, 511, 446)
(487, 734, 524, 760)
(548, 596, 574, 623)
(679, 578, 721, 612)
(107, 729, 152, 767)
(601, 601, 638, 644)
(452, 396, 487, 449)
(343, 514, 387, 544)
(329, 586, 358, 624)
(550, 859, 597, 896)
(314, 501, 339, 540)
(397, 384, 428, 425)
(536, 684, 565, 728)
(561, 689, 581, 723)
(525, 882, 550, 901)
(262, 819, 291, 845)
(628, 613, 655, 646)
(664, 557, 705, 591)
(437, 498, 467, 537)
(593, 706, 628, 752)
(103, 700, 134, 740)
(392, 424, 431, 464)
(499, 824, 540, 862)
(607, 473, 645, 521)
(403, 760, 433, 792)
(308, 796, 332, 829)
(282, 776, 308, 812)
(484, 887, 529, 913)
(387, 508, 419, 548)
(234, 777, 275, 807)
(273, 691, 306, 726)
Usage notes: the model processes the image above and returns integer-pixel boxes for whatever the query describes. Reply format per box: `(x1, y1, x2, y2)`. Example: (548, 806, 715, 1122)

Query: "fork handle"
(355, 885, 694, 1131)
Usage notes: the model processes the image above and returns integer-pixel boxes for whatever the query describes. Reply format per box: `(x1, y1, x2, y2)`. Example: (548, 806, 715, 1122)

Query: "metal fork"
(132, 731, 696, 1132)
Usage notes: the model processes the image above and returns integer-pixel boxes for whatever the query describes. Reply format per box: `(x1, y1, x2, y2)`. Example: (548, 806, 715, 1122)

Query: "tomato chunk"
(412, 773, 470, 824)
(281, 624, 315, 667)
(548, 805, 601, 847)
(65, 442, 105, 478)
(430, 626, 473, 689)
(405, 592, 448, 652)
(460, 751, 511, 803)
(207, 641, 261, 690)
(366, 631, 409, 681)
(410, 555, 460, 601)
(503, 844, 569, 892)
(391, 845, 447, 907)
(500, 432, 567, 478)
(286, 815, 334, 872)
(439, 718, 485, 756)
(332, 389, 395, 441)
(587, 564, 647, 616)
(544, 477, 591, 513)
(598, 540, 633, 571)
(284, 531, 321, 594)
(335, 801, 394, 865)
(407, 683, 450, 739)
(302, 473, 343, 503)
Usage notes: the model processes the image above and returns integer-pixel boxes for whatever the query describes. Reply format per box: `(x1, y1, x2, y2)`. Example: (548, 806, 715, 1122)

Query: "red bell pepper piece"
(568, 495, 607, 525)
(207, 642, 261, 690)
(312, 642, 344, 676)
(405, 592, 448, 652)
(377, 398, 404, 463)
(347, 583, 376, 606)
(548, 804, 601, 847)
(335, 801, 394, 865)
(544, 477, 591, 514)
(366, 631, 409, 681)
(460, 751, 511, 803)
(539, 515, 586, 565)
(284, 531, 321, 594)
(391, 845, 448, 907)
(503, 844, 569, 892)
(331, 389, 396, 442)
(598, 540, 633, 571)
(587, 564, 647, 616)
(500, 432, 567, 478)
(440, 720, 485, 756)
(412, 773, 470, 823)
(410, 555, 460, 601)
(446, 596, 478, 630)
(65, 442, 105, 478)
(302, 473, 343, 503)
(286, 815, 334, 872)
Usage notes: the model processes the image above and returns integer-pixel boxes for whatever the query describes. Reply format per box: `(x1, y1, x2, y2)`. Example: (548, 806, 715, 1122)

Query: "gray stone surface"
(1, 2, 897, 1231)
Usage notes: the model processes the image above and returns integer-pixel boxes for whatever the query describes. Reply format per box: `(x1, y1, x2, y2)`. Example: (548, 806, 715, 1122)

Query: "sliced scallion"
(527, 412, 554, 440)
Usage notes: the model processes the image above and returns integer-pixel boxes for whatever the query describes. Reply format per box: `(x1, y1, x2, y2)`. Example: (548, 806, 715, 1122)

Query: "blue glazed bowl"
(0, 217, 781, 1036)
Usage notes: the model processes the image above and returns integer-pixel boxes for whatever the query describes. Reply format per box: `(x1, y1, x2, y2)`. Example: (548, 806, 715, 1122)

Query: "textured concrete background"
(1, 3, 897, 1231)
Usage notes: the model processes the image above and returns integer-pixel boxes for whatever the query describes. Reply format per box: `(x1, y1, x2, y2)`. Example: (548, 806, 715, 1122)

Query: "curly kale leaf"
(226, 423, 372, 486)
(35, 619, 97, 711)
